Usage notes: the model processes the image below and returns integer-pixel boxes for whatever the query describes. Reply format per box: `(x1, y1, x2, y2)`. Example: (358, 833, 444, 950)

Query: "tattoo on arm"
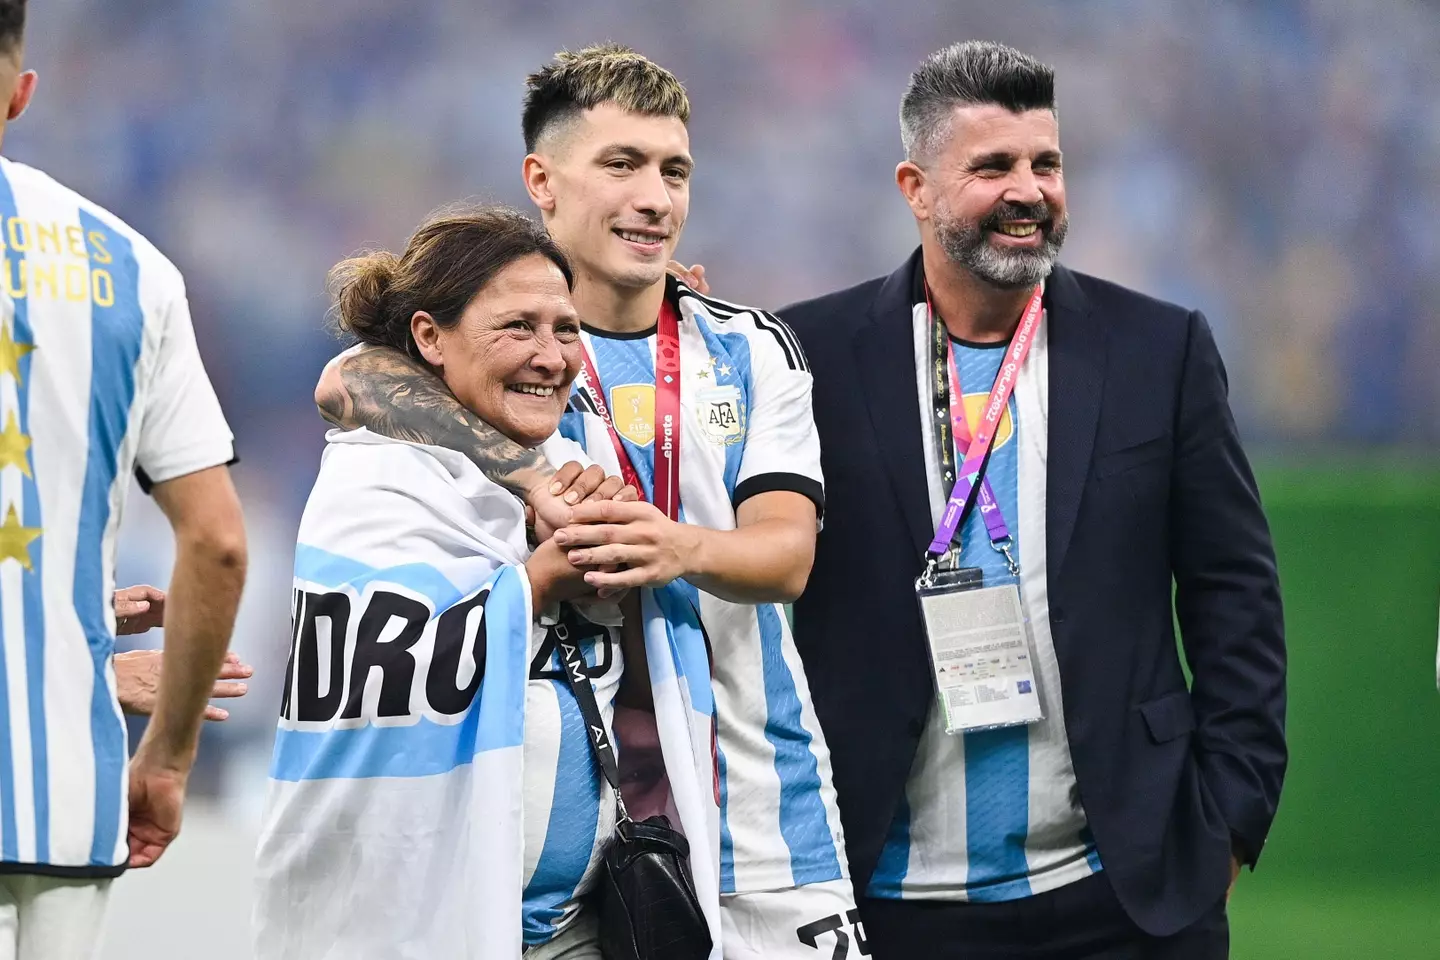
(316, 344, 555, 495)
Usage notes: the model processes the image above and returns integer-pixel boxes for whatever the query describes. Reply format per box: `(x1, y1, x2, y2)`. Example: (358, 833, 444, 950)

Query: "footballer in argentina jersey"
(868, 280, 1099, 903)
(558, 277, 849, 896)
(0, 158, 234, 873)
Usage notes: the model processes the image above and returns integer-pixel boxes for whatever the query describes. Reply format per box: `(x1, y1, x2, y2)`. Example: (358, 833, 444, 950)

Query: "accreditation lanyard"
(575, 299, 683, 522)
(925, 283, 1043, 570)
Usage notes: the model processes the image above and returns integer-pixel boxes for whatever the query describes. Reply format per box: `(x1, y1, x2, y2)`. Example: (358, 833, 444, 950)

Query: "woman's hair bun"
(329, 250, 402, 346)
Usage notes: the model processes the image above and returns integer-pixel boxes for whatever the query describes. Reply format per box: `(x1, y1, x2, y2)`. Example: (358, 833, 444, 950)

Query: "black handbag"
(556, 624, 713, 960)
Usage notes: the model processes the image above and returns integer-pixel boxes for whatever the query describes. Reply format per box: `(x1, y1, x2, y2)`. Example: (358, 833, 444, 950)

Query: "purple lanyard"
(925, 284, 1044, 573)
(947, 345, 1014, 545)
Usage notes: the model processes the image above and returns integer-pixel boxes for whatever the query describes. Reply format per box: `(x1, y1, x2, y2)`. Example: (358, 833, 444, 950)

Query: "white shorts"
(0, 875, 111, 960)
(720, 877, 863, 959)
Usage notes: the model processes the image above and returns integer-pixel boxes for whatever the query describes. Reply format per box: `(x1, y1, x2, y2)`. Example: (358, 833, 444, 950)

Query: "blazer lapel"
(1044, 265, 1104, 580)
(853, 250, 933, 558)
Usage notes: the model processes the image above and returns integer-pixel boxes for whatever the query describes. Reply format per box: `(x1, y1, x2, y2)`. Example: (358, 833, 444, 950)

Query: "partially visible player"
(317, 45, 858, 957)
(0, 3, 247, 956)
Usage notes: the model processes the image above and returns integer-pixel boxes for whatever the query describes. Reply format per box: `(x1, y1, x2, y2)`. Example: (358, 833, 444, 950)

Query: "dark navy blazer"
(781, 250, 1286, 936)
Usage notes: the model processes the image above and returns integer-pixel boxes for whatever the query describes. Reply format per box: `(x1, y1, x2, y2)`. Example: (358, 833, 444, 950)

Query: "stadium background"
(7, 0, 1437, 956)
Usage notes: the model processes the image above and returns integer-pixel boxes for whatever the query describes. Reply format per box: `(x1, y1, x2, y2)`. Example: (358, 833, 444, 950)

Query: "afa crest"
(610, 384, 655, 446)
(696, 386, 745, 445)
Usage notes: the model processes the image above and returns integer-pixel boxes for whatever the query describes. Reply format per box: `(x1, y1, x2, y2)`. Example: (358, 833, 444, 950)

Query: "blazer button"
(1052, 606, 1066, 624)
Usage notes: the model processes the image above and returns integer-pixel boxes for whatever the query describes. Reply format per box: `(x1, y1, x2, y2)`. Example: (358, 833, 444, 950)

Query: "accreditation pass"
(919, 582, 1044, 734)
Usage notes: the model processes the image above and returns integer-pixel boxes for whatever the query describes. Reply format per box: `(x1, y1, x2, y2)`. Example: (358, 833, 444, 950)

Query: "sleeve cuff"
(136, 450, 240, 494)
(732, 472, 825, 520)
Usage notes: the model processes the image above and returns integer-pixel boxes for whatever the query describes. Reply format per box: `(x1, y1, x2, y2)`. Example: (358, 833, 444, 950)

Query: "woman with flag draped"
(253, 206, 721, 960)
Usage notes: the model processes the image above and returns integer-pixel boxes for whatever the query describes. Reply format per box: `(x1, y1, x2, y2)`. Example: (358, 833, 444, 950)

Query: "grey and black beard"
(935, 200, 1069, 289)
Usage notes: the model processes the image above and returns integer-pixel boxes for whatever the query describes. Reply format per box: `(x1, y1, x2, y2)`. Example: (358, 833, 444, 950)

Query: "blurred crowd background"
(4, 0, 1437, 957)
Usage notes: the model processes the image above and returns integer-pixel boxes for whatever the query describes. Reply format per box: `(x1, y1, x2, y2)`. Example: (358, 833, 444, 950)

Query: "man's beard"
(934, 199, 1069, 289)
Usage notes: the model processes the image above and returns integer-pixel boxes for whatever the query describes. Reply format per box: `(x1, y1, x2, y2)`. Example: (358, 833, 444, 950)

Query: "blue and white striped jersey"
(520, 607, 622, 945)
(558, 278, 848, 895)
(867, 296, 1099, 902)
(0, 157, 234, 874)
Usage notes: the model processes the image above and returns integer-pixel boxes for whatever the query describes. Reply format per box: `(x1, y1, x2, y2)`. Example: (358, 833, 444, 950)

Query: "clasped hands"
(526, 461, 698, 608)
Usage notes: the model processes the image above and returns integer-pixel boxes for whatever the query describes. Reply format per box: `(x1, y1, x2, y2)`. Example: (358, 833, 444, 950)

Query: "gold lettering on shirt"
(0, 220, 126, 304)
(35, 221, 62, 255)
(30, 262, 57, 300)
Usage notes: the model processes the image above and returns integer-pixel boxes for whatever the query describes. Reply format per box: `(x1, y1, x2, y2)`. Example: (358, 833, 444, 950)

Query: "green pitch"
(1231, 879, 1440, 958)
(1232, 461, 1440, 958)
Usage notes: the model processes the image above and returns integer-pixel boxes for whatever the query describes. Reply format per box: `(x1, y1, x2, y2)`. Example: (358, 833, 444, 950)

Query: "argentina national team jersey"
(867, 284, 1099, 903)
(0, 158, 234, 874)
(558, 277, 849, 895)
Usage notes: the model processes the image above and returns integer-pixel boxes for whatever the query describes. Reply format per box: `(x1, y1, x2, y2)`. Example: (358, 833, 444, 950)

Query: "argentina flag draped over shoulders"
(253, 427, 722, 959)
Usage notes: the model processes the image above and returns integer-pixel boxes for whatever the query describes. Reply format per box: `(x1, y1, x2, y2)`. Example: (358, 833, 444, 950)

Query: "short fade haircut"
(522, 43, 690, 153)
(0, 0, 25, 57)
(900, 41, 1055, 162)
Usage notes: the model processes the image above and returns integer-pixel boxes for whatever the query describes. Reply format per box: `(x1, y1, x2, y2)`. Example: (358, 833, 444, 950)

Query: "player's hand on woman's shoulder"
(666, 261, 708, 294)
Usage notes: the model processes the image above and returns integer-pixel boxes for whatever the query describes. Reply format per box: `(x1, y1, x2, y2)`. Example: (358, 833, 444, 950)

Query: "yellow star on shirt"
(0, 503, 41, 571)
(0, 412, 31, 477)
(0, 323, 35, 385)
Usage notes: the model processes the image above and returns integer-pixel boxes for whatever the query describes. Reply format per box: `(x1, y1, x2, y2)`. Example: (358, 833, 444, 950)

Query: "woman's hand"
(524, 538, 598, 616)
(527, 463, 639, 542)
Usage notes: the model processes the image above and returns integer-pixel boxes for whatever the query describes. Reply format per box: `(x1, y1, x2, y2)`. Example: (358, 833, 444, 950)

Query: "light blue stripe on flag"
(270, 564, 530, 780)
(0, 167, 24, 861)
(962, 724, 1032, 901)
(270, 712, 484, 781)
(77, 211, 144, 866)
(294, 543, 464, 611)
(755, 602, 841, 885)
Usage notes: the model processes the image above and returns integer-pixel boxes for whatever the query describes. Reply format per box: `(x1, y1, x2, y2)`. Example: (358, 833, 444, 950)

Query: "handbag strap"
(554, 616, 631, 823)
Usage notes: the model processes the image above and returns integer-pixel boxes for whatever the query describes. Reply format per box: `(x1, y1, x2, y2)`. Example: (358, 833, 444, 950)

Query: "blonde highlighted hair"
(522, 42, 690, 152)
